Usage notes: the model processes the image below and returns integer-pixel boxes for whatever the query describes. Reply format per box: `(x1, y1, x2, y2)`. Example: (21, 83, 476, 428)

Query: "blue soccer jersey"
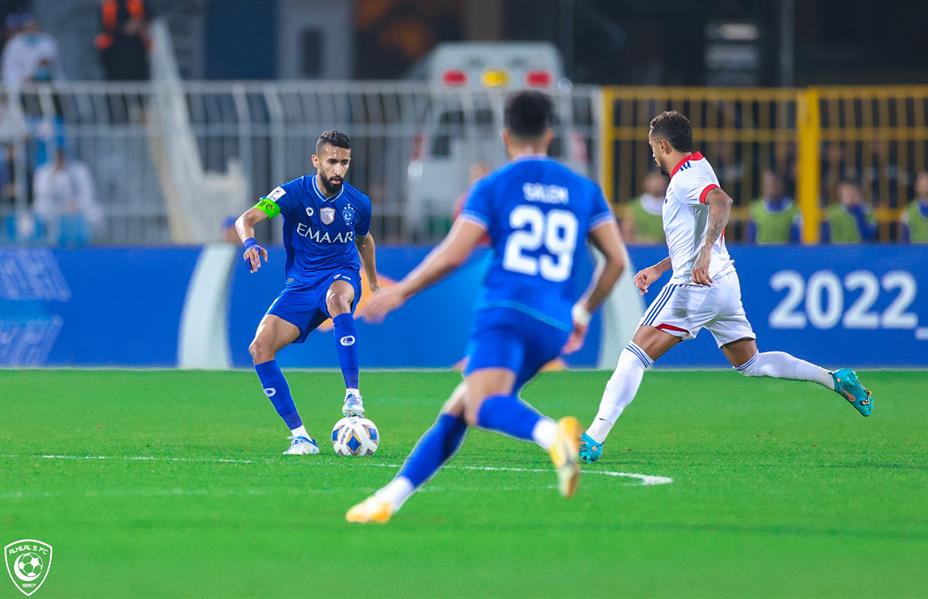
(264, 175, 371, 286)
(460, 156, 613, 331)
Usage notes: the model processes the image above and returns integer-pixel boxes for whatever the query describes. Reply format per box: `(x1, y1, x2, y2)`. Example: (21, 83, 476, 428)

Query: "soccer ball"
(15, 553, 43, 581)
(331, 417, 379, 456)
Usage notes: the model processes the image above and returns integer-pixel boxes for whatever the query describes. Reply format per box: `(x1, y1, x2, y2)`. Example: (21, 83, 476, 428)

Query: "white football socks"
(586, 342, 651, 444)
(375, 476, 414, 510)
(531, 418, 557, 450)
(290, 425, 310, 439)
(734, 351, 833, 388)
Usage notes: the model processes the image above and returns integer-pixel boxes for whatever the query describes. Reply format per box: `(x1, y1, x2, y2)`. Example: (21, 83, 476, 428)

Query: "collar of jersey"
(311, 175, 344, 202)
(669, 151, 704, 178)
(511, 154, 551, 163)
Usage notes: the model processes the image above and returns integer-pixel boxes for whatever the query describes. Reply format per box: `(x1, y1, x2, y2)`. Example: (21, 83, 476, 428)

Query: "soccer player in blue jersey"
(235, 130, 379, 455)
(345, 91, 628, 523)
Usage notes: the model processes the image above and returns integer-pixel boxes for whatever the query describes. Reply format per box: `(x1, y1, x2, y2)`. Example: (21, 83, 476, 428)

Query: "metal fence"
(2, 80, 924, 246)
(600, 86, 928, 242)
(812, 86, 928, 241)
(0, 81, 599, 246)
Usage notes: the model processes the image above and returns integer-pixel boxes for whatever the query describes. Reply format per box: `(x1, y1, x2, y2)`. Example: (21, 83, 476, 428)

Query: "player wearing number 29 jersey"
(460, 157, 615, 332)
(346, 91, 627, 524)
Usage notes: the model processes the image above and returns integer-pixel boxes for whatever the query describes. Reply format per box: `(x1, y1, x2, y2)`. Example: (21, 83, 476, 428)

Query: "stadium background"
(1, 3, 926, 598)
(0, 0, 925, 369)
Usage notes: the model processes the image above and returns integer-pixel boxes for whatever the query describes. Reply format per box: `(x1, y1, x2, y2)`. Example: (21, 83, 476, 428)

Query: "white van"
(404, 42, 591, 240)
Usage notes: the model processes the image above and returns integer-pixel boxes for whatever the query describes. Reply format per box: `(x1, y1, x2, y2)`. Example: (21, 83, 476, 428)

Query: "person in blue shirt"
(345, 91, 627, 523)
(235, 130, 379, 455)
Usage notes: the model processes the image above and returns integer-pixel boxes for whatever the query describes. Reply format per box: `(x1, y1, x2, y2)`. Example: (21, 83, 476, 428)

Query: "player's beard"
(320, 174, 343, 196)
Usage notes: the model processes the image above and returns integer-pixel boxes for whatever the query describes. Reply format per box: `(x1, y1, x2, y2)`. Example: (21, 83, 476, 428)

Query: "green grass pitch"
(1, 369, 926, 598)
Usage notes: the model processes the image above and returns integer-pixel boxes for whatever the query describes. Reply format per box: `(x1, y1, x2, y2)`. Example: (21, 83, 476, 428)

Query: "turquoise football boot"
(832, 368, 873, 417)
(579, 433, 603, 464)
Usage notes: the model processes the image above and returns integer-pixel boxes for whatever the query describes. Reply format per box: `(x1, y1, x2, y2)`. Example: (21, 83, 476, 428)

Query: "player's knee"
(249, 339, 274, 363)
(462, 392, 486, 426)
(441, 383, 467, 417)
(326, 294, 352, 316)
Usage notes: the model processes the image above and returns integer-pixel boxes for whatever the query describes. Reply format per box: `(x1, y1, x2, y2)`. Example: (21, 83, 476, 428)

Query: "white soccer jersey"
(662, 152, 735, 283)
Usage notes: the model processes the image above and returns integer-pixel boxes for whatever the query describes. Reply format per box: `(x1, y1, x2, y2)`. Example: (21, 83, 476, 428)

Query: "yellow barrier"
(599, 86, 928, 243)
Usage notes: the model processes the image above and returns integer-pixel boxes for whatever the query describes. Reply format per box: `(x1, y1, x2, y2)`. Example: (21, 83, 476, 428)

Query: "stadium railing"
(812, 86, 928, 242)
(0, 80, 599, 245)
(1, 80, 924, 245)
(599, 85, 928, 243)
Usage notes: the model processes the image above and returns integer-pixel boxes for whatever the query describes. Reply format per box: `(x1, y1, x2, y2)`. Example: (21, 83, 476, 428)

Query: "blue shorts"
(464, 307, 569, 392)
(266, 270, 362, 343)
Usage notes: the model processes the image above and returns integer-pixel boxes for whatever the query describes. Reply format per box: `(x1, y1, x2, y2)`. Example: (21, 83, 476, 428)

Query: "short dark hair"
(649, 111, 693, 152)
(316, 130, 351, 153)
(505, 91, 553, 139)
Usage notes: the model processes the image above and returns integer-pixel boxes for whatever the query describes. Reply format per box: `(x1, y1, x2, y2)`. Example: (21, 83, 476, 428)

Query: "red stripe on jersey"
(656, 323, 689, 333)
(669, 151, 704, 177)
(699, 183, 719, 204)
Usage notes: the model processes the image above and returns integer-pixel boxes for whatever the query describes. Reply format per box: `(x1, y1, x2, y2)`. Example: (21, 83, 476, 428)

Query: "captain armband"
(254, 197, 281, 219)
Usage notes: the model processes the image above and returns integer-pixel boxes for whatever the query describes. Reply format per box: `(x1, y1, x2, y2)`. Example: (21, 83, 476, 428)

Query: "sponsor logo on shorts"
(263, 388, 277, 398)
(339, 335, 356, 347)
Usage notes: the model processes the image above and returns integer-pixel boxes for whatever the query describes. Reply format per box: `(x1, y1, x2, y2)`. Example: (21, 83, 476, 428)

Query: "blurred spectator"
(95, 0, 152, 81)
(901, 171, 928, 244)
(822, 179, 876, 244)
(620, 170, 666, 244)
(1, 5, 30, 51)
(33, 148, 102, 246)
(747, 170, 800, 244)
(1, 12, 61, 89)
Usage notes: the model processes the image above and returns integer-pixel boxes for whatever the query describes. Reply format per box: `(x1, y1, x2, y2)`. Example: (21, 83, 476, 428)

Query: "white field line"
(0, 454, 673, 488)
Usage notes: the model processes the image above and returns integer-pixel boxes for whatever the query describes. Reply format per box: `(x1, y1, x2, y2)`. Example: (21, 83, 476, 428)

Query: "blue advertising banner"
(0, 248, 199, 366)
(628, 245, 928, 368)
(1, 245, 924, 368)
(226, 246, 602, 369)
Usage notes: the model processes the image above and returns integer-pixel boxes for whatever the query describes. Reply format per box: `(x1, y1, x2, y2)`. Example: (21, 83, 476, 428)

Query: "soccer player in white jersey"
(580, 111, 873, 463)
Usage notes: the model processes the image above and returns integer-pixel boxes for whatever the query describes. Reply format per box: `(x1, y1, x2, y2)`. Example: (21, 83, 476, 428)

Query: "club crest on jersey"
(342, 204, 356, 226)
(320, 207, 335, 225)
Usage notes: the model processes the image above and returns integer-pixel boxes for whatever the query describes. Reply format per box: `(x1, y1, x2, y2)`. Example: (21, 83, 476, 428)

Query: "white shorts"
(639, 271, 756, 347)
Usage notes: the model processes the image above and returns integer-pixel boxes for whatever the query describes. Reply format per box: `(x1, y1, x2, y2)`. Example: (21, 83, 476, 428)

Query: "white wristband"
(572, 304, 591, 327)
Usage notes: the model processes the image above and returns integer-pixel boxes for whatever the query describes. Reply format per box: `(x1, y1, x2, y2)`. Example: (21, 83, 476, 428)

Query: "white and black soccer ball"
(331, 417, 379, 456)
(15, 553, 43, 581)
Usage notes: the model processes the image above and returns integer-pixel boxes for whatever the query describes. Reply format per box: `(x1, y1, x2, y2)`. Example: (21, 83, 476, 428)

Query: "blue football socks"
(398, 413, 469, 487)
(332, 313, 360, 390)
(254, 360, 302, 430)
(476, 393, 543, 441)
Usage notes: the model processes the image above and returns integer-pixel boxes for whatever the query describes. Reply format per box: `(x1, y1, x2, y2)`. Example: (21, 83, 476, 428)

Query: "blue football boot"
(832, 368, 873, 417)
(579, 433, 603, 464)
